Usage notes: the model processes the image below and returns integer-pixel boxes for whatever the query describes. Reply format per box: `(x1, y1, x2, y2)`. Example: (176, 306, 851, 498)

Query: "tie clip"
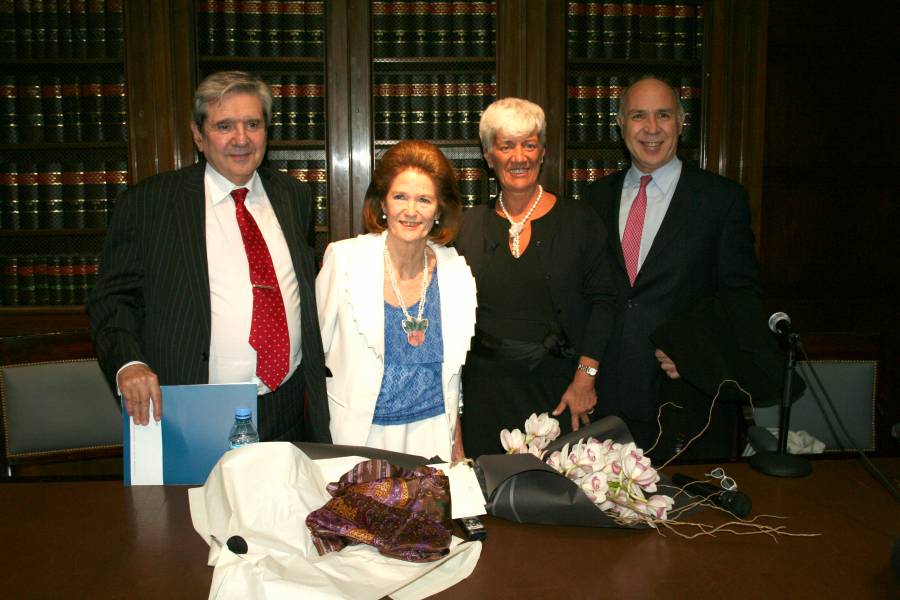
(252, 284, 276, 291)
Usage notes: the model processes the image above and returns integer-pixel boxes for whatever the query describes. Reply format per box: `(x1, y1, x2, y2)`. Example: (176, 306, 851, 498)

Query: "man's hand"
(655, 349, 681, 379)
(553, 369, 597, 432)
(118, 364, 162, 425)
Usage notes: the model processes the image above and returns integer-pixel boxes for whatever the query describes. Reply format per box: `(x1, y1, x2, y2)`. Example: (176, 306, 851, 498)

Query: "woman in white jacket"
(316, 140, 476, 462)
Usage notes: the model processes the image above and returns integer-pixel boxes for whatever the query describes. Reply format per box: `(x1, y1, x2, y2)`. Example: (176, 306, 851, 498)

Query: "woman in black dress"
(455, 97, 618, 458)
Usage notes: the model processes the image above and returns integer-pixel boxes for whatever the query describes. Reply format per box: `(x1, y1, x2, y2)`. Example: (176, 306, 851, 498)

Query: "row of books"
(0, 161, 127, 230)
(567, 1, 703, 61)
(268, 159, 328, 225)
(566, 158, 628, 201)
(0, 0, 124, 59)
(567, 75, 701, 144)
(372, 73, 496, 141)
(263, 74, 325, 141)
(1, 254, 99, 307)
(196, 0, 325, 57)
(1, 73, 128, 144)
(451, 159, 492, 208)
(372, 1, 496, 58)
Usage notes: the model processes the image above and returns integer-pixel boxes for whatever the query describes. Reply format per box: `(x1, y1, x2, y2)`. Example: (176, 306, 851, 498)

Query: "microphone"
(672, 473, 753, 518)
(226, 535, 248, 555)
(768, 311, 793, 337)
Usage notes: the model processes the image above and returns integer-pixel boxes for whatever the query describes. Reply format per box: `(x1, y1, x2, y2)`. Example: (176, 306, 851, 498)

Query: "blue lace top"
(372, 271, 445, 426)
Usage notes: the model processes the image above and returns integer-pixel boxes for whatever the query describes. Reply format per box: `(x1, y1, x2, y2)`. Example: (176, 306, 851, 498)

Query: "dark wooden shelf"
(567, 58, 703, 68)
(0, 229, 106, 237)
(0, 142, 128, 151)
(373, 56, 496, 64)
(0, 58, 124, 66)
(199, 56, 324, 64)
(375, 139, 481, 147)
(266, 140, 326, 148)
(0, 305, 87, 315)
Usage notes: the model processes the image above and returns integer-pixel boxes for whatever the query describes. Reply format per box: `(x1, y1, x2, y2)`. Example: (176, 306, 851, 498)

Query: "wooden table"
(1, 458, 898, 599)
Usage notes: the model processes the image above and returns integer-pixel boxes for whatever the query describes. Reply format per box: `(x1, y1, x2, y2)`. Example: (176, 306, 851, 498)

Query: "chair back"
(0, 331, 122, 476)
(753, 359, 877, 452)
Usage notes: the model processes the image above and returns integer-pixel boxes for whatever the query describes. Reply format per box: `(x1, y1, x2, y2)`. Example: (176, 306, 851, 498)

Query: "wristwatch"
(576, 363, 598, 377)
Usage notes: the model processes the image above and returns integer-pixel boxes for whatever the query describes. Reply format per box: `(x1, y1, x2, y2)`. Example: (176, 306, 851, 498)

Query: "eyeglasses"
(704, 467, 737, 491)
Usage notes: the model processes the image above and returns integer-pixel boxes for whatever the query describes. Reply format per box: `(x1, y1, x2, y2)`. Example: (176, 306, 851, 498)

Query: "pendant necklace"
(384, 245, 430, 347)
(497, 185, 543, 258)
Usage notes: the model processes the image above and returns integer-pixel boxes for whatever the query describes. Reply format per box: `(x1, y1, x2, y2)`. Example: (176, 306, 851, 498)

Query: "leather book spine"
(18, 255, 36, 304)
(59, 254, 75, 305)
(105, 159, 127, 216)
(694, 1, 703, 59)
(267, 75, 284, 140)
(261, 0, 281, 56)
(239, 0, 263, 56)
(220, 0, 237, 55)
(408, 73, 430, 140)
(566, 1, 584, 59)
(309, 160, 328, 227)
(429, 1, 451, 57)
(601, 1, 624, 59)
(62, 161, 86, 228)
(103, 73, 128, 142)
(82, 161, 107, 227)
(620, 2, 638, 59)
(679, 75, 700, 145)
(69, 0, 88, 58)
(14, 0, 33, 59)
(42, 0, 59, 58)
(449, 0, 469, 57)
(106, 0, 124, 57)
(86, 0, 106, 58)
(281, 74, 299, 140)
(371, 1, 389, 58)
(0, 0, 15, 59)
(46, 255, 62, 304)
(41, 75, 64, 142)
(18, 75, 43, 143)
(568, 75, 591, 143)
(18, 163, 39, 229)
(672, 3, 695, 60)
(304, 1, 324, 58)
(469, 1, 493, 57)
(0, 162, 18, 230)
(592, 76, 609, 143)
(1, 75, 17, 143)
(584, 1, 601, 59)
(57, 0, 73, 58)
(33, 253, 49, 305)
(372, 76, 391, 141)
(39, 162, 65, 229)
(653, 1, 675, 59)
(607, 75, 623, 143)
(30, 0, 46, 58)
(2, 256, 18, 305)
(281, 0, 304, 55)
(81, 73, 104, 141)
(62, 73, 82, 141)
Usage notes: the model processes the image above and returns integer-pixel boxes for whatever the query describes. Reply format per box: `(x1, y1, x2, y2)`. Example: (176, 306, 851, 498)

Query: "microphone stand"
(749, 330, 812, 477)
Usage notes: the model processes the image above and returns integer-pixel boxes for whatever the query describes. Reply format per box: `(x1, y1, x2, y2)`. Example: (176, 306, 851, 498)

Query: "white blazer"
(316, 232, 477, 455)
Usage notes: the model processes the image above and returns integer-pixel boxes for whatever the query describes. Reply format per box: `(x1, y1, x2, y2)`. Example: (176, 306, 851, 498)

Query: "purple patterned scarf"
(306, 459, 453, 562)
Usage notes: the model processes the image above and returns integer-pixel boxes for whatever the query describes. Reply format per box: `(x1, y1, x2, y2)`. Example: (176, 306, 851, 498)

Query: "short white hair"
(479, 97, 546, 153)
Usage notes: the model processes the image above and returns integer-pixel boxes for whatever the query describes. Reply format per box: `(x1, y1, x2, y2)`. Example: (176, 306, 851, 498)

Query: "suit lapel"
(172, 163, 211, 341)
(640, 165, 699, 274)
(605, 171, 628, 274)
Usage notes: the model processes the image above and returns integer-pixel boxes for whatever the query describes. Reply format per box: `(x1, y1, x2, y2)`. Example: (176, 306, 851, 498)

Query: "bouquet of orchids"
(500, 413, 674, 524)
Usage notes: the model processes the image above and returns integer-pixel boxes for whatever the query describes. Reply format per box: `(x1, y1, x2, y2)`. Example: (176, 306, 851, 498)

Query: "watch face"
(579, 364, 597, 376)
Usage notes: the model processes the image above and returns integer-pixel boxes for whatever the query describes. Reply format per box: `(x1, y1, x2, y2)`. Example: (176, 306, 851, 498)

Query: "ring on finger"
(586, 408, 595, 415)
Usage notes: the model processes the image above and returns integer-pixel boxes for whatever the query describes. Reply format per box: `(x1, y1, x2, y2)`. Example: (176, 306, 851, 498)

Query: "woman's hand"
(553, 369, 597, 432)
(451, 414, 466, 462)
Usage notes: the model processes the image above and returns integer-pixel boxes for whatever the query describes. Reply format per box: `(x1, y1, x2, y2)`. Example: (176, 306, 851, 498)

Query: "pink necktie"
(231, 187, 289, 391)
(621, 174, 652, 287)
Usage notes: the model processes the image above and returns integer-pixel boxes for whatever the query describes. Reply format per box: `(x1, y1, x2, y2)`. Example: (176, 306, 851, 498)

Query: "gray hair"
(478, 97, 546, 153)
(192, 71, 273, 129)
(616, 75, 685, 126)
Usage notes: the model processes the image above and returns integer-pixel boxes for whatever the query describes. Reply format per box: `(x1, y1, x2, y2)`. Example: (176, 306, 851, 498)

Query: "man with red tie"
(89, 71, 330, 443)
(584, 76, 762, 459)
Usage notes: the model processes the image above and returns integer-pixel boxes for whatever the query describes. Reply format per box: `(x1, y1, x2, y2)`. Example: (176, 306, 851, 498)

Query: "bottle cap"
(234, 407, 252, 419)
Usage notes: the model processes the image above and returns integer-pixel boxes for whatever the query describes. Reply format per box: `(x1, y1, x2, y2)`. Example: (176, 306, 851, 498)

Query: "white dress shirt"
(618, 156, 683, 272)
(204, 164, 302, 394)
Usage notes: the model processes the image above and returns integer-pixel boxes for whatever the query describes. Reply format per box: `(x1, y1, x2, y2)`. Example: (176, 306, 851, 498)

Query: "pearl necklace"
(497, 185, 543, 258)
(383, 245, 430, 347)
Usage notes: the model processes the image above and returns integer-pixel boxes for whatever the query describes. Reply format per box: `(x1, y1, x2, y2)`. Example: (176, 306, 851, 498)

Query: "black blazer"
(454, 194, 617, 361)
(583, 164, 761, 423)
(88, 162, 330, 442)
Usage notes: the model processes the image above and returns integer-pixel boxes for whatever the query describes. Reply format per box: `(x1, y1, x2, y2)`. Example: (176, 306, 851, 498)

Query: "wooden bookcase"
(0, 0, 768, 335)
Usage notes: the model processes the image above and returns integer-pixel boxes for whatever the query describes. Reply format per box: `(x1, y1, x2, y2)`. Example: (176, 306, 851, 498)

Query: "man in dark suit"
(88, 71, 330, 443)
(584, 76, 762, 458)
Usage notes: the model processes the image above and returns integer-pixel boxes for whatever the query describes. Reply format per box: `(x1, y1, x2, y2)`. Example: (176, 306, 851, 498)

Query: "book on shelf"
(0, 253, 99, 307)
(4, 0, 126, 59)
(1, 74, 15, 143)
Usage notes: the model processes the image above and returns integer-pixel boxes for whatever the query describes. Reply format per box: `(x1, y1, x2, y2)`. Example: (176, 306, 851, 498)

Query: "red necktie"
(621, 174, 652, 287)
(231, 187, 289, 391)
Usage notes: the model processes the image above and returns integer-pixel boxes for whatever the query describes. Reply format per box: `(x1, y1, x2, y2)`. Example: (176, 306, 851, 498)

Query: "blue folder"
(123, 383, 258, 485)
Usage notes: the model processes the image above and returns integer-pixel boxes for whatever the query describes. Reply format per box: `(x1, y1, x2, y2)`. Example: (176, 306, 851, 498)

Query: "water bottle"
(228, 407, 259, 449)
